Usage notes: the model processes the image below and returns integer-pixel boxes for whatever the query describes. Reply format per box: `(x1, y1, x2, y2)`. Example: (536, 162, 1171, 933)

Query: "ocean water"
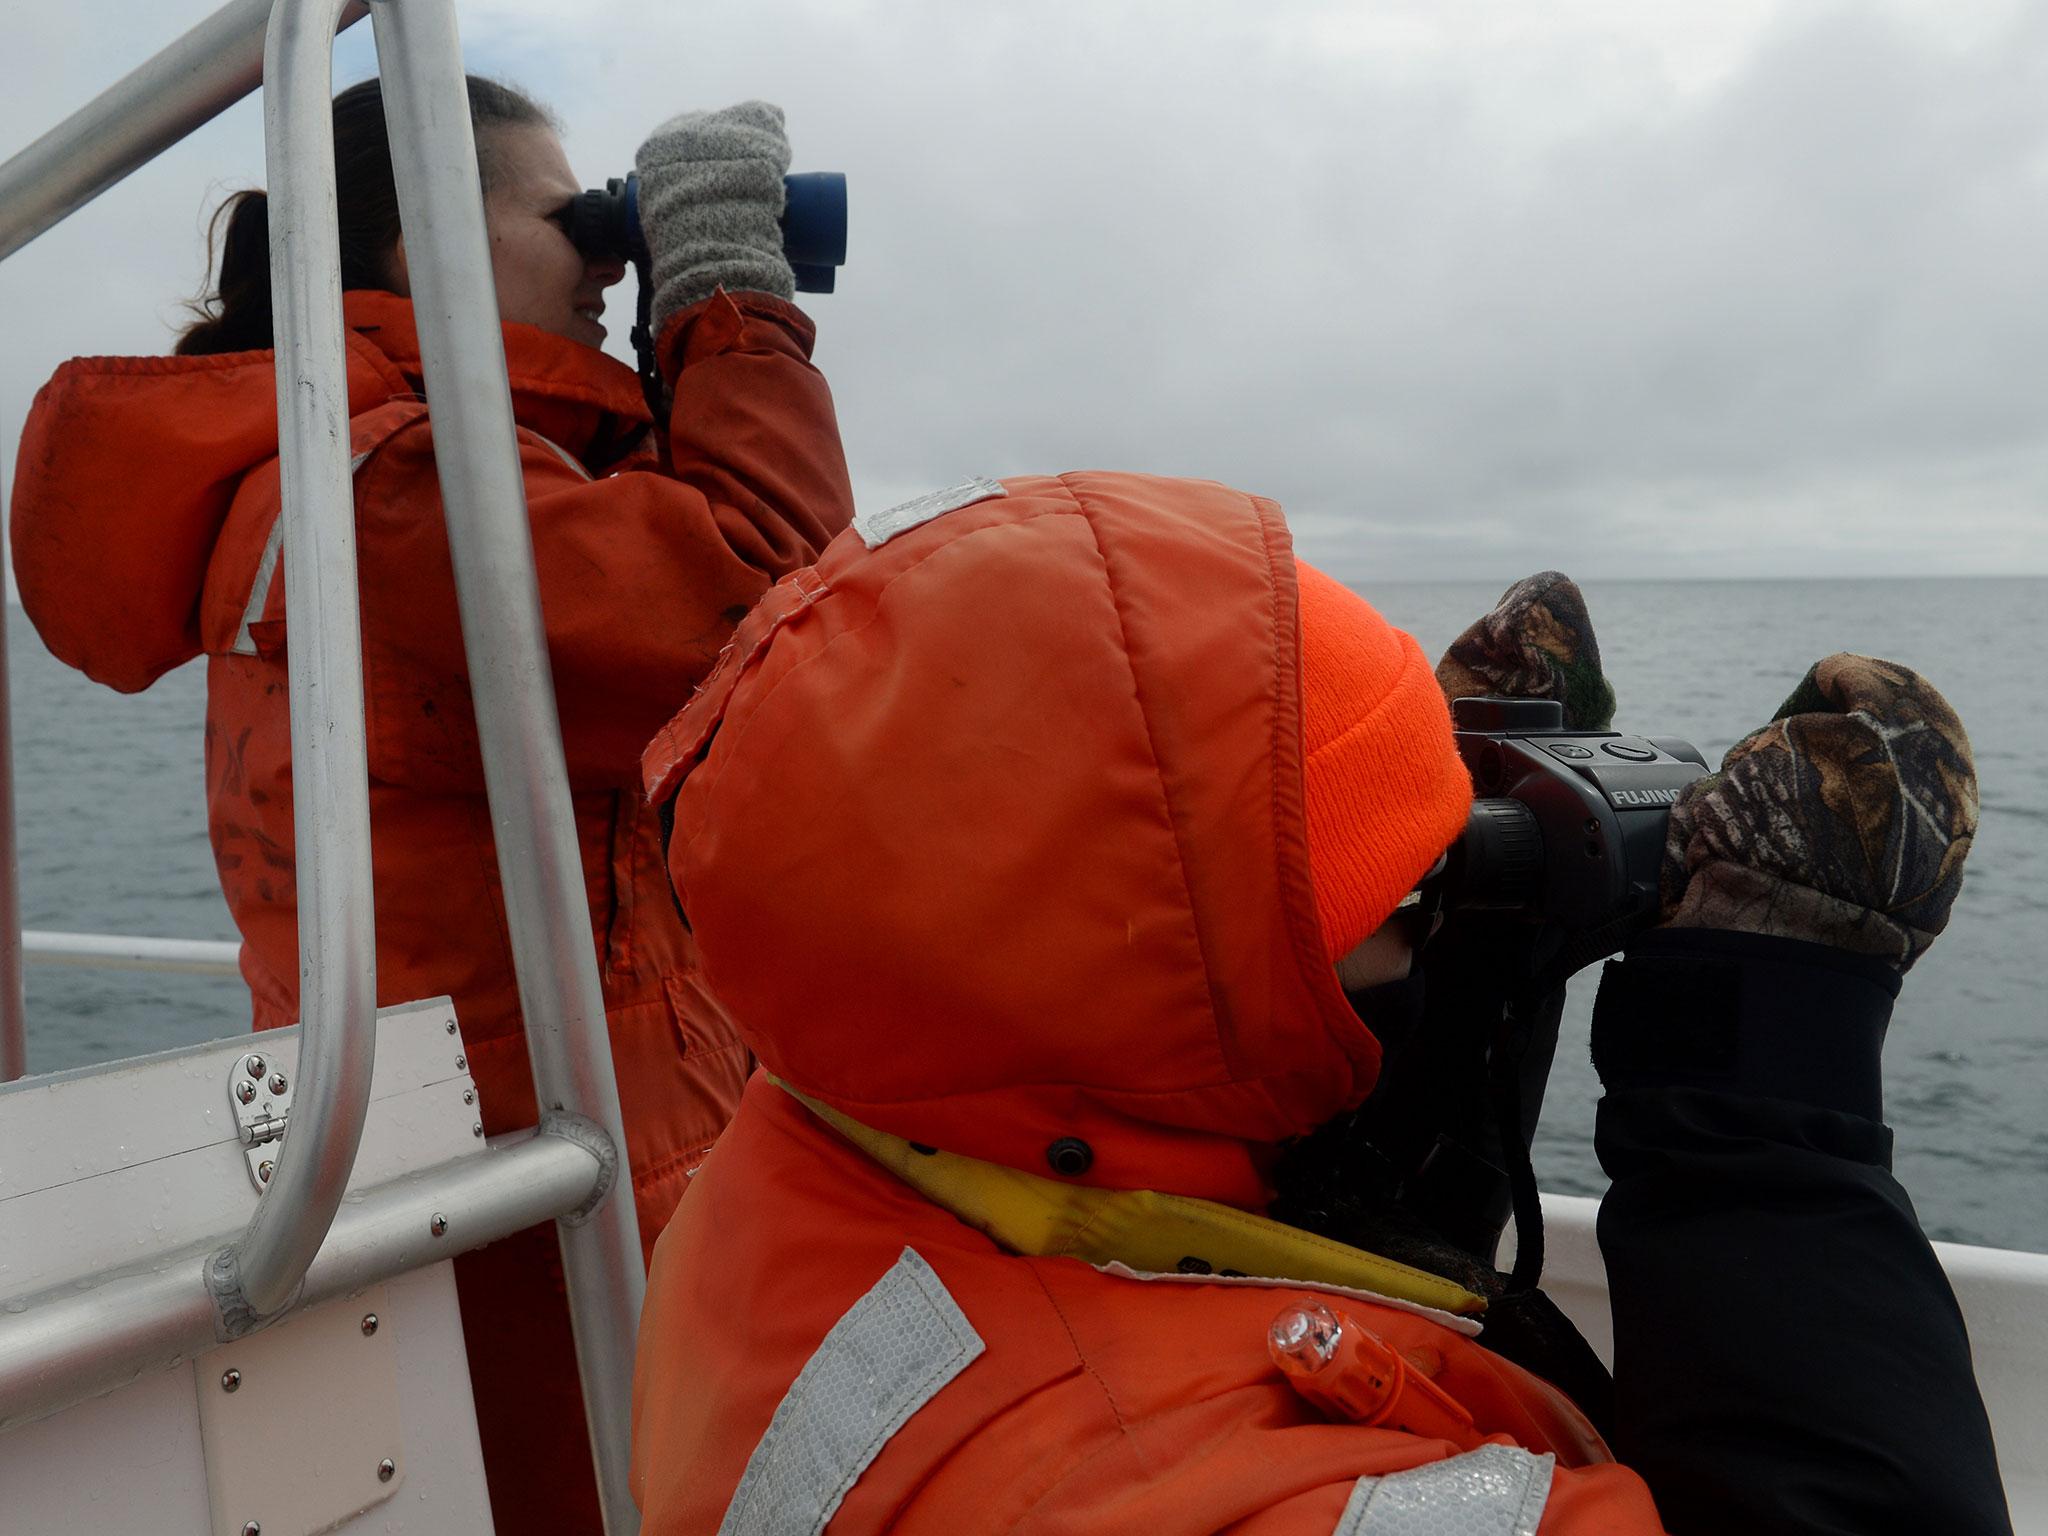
(8, 580, 2046, 1251)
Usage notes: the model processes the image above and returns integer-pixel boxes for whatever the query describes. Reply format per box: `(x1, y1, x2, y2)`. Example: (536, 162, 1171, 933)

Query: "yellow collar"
(776, 1080, 1487, 1318)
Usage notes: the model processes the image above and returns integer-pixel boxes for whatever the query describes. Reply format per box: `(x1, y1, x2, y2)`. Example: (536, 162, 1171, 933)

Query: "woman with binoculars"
(8, 75, 854, 1532)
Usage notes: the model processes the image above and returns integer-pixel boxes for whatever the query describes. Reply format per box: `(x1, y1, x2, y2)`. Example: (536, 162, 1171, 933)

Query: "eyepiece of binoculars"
(564, 171, 848, 294)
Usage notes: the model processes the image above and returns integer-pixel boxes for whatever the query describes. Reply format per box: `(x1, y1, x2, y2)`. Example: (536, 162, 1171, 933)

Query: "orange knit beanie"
(1295, 560, 1473, 962)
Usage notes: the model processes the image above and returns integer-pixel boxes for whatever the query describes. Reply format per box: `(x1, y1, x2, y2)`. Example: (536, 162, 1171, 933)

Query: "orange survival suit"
(632, 474, 1666, 1531)
(10, 288, 854, 1532)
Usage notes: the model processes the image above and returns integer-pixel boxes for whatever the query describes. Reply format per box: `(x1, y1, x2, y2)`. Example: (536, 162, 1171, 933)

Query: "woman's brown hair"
(177, 75, 552, 356)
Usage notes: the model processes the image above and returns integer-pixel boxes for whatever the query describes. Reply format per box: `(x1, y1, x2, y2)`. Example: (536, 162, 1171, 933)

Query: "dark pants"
(1592, 929, 2012, 1536)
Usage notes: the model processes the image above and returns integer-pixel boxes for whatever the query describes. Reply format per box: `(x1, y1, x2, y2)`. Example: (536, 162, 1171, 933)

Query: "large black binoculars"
(563, 170, 848, 293)
(1273, 695, 1713, 1293)
(1429, 694, 1709, 932)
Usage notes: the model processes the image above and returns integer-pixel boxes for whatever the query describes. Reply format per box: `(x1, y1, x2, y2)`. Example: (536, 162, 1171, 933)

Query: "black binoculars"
(1431, 694, 1709, 932)
(563, 170, 848, 293)
(1275, 695, 1712, 1293)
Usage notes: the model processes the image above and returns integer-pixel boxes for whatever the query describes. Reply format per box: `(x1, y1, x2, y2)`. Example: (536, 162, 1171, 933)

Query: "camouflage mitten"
(1660, 654, 1977, 971)
(1435, 571, 1617, 729)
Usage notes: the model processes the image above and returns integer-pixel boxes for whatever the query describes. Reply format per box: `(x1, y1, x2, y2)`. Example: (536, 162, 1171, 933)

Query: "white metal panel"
(359, 1260, 492, 1534)
(0, 1262, 489, 1536)
(198, 1284, 405, 1536)
(0, 1000, 477, 1299)
(0, 1350, 214, 1533)
(0, 997, 494, 1534)
(0, 998, 465, 1198)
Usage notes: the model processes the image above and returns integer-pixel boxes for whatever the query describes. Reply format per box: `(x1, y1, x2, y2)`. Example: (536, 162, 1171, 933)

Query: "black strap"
(1490, 903, 1641, 1296)
(1477, 1286, 1615, 1440)
(1492, 1023, 1548, 1295)
(632, 256, 663, 426)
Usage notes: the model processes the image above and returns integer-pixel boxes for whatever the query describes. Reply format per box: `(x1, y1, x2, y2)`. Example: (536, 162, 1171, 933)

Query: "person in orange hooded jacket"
(10, 77, 853, 1533)
(631, 475, 2009, 1532)
(630, 475, 1658, 1531)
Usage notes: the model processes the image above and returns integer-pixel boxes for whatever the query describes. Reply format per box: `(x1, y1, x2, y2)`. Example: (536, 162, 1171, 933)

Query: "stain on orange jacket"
(633, 475, 1666, 1532)
(11, 287, 854, 1533)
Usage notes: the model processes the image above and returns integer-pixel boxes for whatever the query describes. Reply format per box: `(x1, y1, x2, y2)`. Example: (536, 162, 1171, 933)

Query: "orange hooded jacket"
(10, 287, 854, 1532)
(632, 474, 1665, 1532)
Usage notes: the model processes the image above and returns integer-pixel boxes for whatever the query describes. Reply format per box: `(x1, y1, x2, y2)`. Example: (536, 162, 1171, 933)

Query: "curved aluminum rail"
(0, 0, 368, 263)
(208, 0, 380, 1327)
(0, 0, 368, 1086)
(0, 0, 366, 1075)
(368, 2, 646, 1523)
(0, 0, 368, 1073)
(0, 0, 383, 1318)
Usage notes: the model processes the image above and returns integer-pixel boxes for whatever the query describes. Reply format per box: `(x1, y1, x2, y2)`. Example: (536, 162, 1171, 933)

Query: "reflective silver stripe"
(1335, 1445, 1556, 1536)
(526, 428, 592, 482)
(717, 1247, 984, 1536)
(228, 427, 588, 657)
(853, 476, 1005, 549)
(228, 445, 376, 657)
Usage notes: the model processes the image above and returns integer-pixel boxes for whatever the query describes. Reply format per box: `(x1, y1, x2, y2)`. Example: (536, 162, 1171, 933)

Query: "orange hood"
(10, 291, 649, 693)
(645, 473, 1459, 1210)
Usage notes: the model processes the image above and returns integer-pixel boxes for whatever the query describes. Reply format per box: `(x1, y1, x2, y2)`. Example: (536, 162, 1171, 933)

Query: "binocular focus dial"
(1445, 799, 1542, 911)
(564, 178, 639, 264)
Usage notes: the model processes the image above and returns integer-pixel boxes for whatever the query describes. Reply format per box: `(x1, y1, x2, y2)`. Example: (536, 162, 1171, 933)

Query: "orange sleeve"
(355, 291, 854, 793)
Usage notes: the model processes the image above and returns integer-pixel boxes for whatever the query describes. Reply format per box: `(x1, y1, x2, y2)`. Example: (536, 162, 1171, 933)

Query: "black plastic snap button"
(1045, 1137, 1094, 1177)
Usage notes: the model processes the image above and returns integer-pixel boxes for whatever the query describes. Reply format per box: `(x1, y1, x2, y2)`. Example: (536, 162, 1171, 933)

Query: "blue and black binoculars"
(564, 171, 847, 293)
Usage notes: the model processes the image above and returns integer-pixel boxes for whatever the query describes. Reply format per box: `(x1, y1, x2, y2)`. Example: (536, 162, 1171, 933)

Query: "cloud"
(6, 0, 2046, 581)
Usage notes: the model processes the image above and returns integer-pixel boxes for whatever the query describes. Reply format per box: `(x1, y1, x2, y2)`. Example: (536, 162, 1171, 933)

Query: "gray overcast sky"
(5, 0, 2047, 582)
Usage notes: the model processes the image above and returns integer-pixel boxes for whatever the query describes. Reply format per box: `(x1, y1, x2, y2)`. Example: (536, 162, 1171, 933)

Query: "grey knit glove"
(634, 100, 794, 338)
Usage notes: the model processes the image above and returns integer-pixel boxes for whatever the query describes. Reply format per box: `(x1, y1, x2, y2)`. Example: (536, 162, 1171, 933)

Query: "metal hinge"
(228, 1050, 295, 1194)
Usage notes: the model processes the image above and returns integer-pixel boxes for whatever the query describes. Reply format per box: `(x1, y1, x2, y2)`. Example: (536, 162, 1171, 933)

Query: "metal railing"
(21, 930, 243, 976)
(0, 1123, 608, 1435)
(367, 5, 645, 1517)
(0, 0, 369, 262)
(0, 0, 384, 1310)
(205, 0, 382, 1331)
(0, 0, 365, 1090)
(0, 645, 22, 1083)
(0, 1, 645, 1526)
